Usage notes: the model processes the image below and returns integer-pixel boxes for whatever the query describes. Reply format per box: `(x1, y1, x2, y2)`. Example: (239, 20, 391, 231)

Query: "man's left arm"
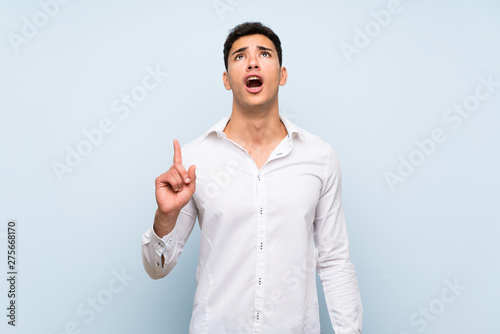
(313, 144, 363, 334)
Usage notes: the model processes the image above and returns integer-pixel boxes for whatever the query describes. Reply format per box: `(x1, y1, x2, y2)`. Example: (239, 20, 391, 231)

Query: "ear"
(279, 66, 288, 86)
(223, 71, 232, 90)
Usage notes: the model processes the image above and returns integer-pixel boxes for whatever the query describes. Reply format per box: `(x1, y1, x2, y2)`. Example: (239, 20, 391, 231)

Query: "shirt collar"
(204, 112, 304, 139)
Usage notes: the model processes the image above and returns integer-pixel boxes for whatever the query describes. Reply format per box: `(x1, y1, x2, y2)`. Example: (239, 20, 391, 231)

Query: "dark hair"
(223, 22, 282, 71)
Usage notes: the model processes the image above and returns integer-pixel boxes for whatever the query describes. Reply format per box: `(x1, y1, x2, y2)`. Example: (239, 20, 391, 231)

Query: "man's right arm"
(142, 204, 197, 279)
(141, 139, 197, 279)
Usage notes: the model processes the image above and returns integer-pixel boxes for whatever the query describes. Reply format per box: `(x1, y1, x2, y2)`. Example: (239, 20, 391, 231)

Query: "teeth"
(247, 76, 261, 81)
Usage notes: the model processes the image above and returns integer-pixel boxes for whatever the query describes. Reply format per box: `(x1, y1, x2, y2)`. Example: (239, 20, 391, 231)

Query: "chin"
(245, 96, 270, 108)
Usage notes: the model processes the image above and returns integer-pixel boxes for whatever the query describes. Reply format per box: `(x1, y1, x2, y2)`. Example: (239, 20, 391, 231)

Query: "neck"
(223, 99, 287, 146)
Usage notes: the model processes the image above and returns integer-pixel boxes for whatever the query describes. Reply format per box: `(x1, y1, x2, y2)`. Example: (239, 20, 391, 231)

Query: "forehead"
(230, 34, 276, 52)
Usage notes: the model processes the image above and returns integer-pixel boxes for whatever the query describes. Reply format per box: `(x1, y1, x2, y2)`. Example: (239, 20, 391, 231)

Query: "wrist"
(153, 209, 179, 238)
(156, 208, 180, 220)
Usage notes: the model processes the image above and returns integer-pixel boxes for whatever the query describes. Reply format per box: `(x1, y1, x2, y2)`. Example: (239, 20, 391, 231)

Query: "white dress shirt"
(142, 113, 363, 333)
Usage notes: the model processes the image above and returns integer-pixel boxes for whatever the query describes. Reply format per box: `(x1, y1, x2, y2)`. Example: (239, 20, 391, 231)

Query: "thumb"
(188, 165, 196, 183)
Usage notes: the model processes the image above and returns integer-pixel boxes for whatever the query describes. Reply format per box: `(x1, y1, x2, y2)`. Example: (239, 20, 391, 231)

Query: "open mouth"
(246, 76, 263, 88)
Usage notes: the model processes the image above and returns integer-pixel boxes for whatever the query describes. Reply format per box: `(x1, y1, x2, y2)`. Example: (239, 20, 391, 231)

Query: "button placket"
(253, 171, 267, 333)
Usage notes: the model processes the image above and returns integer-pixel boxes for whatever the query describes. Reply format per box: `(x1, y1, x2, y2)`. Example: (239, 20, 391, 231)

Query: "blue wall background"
(1, 0, 499, 333)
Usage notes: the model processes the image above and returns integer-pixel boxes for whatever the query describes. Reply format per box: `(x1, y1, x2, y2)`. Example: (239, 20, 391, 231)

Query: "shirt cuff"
(144, 223, 179, 273)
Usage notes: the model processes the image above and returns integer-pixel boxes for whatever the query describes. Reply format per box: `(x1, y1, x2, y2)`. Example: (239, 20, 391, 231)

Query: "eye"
(261, 51, 271, 57)
(235, 54, 244, 60)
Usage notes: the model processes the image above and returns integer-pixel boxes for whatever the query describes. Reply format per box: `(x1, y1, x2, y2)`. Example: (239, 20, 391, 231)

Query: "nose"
(247, 53, 259, 70)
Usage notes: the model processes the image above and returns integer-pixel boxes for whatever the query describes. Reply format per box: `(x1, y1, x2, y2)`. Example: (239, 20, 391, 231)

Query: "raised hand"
(155, 139, 196, 216)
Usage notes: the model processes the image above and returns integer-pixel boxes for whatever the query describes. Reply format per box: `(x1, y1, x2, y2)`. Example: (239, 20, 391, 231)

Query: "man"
(142, 22, 363, 333)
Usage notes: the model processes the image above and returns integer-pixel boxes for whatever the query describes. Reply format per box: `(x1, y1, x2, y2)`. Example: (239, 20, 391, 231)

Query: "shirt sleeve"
(313, 144, 363, 333)
(141, 197, 198, 279)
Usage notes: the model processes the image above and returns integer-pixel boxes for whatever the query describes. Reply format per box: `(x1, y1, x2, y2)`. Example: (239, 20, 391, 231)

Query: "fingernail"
(185, 178, 190, 183)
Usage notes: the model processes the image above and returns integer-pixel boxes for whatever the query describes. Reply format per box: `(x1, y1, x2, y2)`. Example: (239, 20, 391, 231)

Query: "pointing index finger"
(173, 139, 182, 165)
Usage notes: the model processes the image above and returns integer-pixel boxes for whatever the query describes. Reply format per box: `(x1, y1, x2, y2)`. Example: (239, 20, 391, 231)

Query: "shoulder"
(178, 119, 223, 167)
(179, 133, 211, 168)
(290, 121, 339, 166)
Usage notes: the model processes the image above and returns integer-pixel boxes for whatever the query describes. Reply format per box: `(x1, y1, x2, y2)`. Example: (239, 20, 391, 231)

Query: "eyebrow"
(231, 45, 274, 57)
